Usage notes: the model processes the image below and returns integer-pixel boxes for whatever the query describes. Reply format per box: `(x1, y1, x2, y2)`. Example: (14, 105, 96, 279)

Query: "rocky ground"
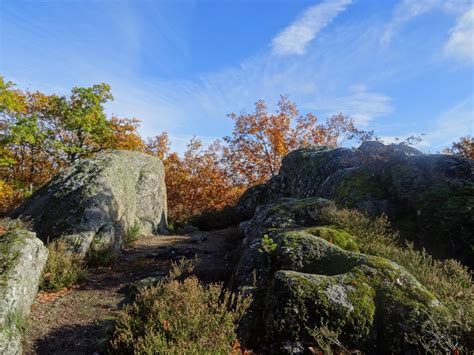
(22, 228, 241, 355)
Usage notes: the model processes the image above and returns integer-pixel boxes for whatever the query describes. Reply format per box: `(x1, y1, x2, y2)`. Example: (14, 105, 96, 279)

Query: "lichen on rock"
(0, 228, 48, 354)
(11, 150, 167, 264)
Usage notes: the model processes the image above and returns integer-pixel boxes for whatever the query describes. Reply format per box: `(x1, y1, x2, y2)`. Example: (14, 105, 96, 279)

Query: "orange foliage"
(0, 180, 24, 215)
(443, 136, 474, 160)
(223, 96, 363, 185)
(146, 132, 170, 160)
(147, 136, 243, 222)
(107, 118, 145, 151)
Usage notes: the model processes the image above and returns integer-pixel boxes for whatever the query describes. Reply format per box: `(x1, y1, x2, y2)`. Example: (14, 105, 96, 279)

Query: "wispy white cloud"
(380, 96, 474, 152)
(444, 7, 474, 63)
(381, 0, 471, 44)
(271, 0, 352, 56)
(306, 84, 393, 125)
(425, 95, 474, 151)
(382, 0, 438, 44)
(167, 134, 220, 155)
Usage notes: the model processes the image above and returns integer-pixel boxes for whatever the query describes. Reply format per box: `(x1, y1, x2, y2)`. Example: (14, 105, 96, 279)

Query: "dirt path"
(23, 228, 241, 355)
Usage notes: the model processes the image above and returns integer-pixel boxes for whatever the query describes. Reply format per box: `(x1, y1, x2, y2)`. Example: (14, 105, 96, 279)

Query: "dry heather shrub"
(168, 257, 196, 280)
(322, 206, 474, 343)
(40, 240, 86, 292)
(109, 276, 251, 354)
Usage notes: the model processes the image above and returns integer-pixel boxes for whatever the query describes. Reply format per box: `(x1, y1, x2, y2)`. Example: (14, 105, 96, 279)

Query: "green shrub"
(124, 222, 140, 247)
(167, 221, 176, 234)
(259, 234, 278, 255)
(109, 276, 251, 354)
(321, 206, 474, 346)
(40, 240, 87, 292)
(87, 247, 116, 267)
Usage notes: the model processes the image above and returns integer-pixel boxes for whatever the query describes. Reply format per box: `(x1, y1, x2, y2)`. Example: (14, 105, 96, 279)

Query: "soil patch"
(23, 228, 241, 355)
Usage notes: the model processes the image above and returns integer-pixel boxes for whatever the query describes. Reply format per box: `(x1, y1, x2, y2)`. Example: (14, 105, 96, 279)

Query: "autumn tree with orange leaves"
(443, 136, 474, 160)
(147, 134, 242, 223)
(223, 96, 371, 186)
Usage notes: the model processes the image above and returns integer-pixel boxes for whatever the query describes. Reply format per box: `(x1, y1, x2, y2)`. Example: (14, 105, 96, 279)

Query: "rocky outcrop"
(231, 198, 461, 353)
(0, 229, 48, 354)
(11, 150, 167, 263)
(236, 142, 474, 266)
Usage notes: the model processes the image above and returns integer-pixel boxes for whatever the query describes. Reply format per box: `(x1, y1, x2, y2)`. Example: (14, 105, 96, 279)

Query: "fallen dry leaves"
(36, 286, 76, 303)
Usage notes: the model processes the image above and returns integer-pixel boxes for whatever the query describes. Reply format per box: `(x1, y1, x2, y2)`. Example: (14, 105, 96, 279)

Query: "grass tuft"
(124, 222, 140, 247)
(3, 310, 28, 336)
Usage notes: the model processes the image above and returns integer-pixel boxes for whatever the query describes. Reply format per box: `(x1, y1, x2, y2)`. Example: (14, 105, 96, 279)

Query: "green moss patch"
(336, 169, 385, 207)
(306, 225, 359, 251)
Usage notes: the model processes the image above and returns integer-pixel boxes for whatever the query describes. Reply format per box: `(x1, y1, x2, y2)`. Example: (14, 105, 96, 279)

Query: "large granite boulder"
(236, 142, 474, 266)
(230, 199, 465, 353)
(11, 150, 167, 262)
(0, 228, 48, 354)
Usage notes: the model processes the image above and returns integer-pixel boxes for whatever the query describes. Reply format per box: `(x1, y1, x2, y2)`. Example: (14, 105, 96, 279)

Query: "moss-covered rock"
(264, 258, 452, 354)
(305, 225, 359, 251)
(0, 228, 48, 354)
(236, 230, 458, 353)
(11, 150, 167, 264)
(231, 198, 461, 353)
(240, 197, 334, 241)
(235, 141, 474, 266)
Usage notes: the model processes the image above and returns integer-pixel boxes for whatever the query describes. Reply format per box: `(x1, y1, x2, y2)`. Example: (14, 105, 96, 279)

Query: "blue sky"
(1, 0, 473, 153)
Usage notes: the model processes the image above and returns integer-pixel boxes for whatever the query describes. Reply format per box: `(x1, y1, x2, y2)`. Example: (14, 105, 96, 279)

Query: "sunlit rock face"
(0, 229, 48, 354)
(12, 150, 167, 263)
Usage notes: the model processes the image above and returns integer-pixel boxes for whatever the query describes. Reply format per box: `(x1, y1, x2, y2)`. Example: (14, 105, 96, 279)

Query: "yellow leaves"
(107, 117, 145, 151)
(0, 180, 24, 214)
(0, 77, 28, 113)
